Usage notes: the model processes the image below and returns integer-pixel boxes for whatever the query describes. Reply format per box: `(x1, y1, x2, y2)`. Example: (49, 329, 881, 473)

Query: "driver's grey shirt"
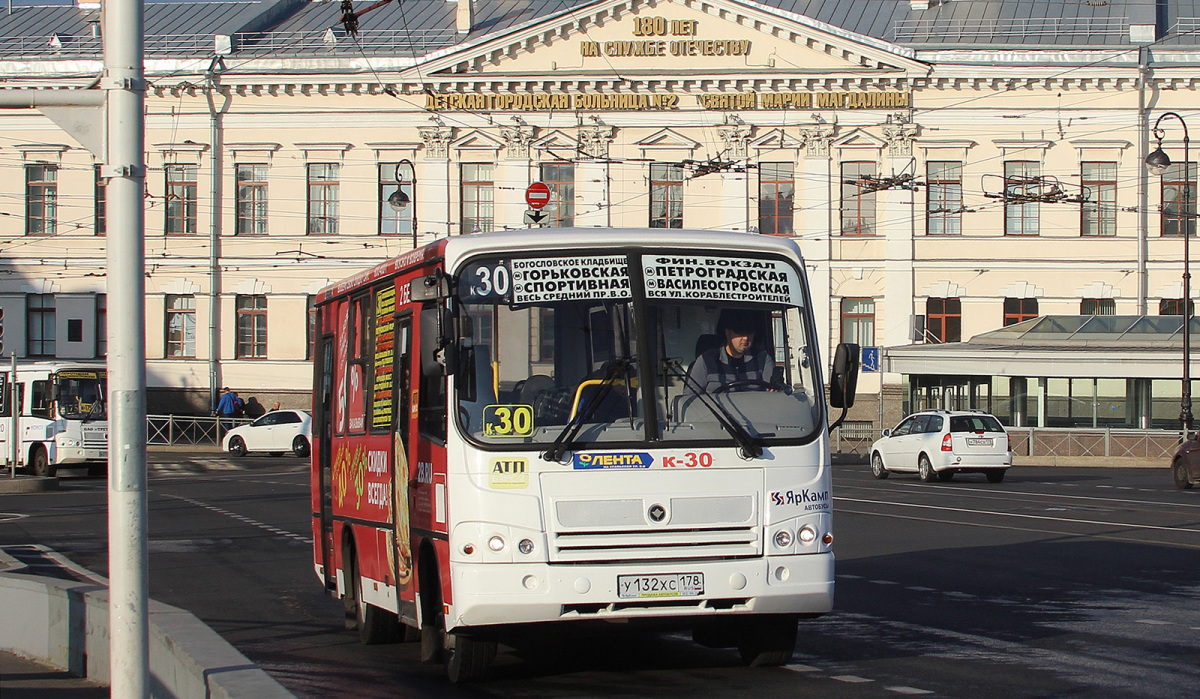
(688, 347, 777, 394)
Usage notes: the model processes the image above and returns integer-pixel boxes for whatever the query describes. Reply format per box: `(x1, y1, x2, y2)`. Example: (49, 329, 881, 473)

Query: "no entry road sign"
(525, 181, 551, 209)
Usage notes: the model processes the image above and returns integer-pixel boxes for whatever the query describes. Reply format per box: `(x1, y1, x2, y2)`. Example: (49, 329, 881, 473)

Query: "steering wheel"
(713, 379, 775, 395)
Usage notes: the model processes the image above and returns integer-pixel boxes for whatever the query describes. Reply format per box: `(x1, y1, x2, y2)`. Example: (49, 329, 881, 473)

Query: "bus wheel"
(30, 447, 54, 478)
(737, 615, 797, 667)
(445, 632, 496, 684)
(353, 552, 399, 644)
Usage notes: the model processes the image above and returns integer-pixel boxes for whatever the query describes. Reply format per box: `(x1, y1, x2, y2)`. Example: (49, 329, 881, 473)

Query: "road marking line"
(835, 496, 1200, 535)
(1135, 619, 1172, 625)
(886, 687, 934, 695)
(832, 675, 873, 683)
(869, 579, 899, 585)
(162, 493, 311, 544)
(783, 663, 820, 673)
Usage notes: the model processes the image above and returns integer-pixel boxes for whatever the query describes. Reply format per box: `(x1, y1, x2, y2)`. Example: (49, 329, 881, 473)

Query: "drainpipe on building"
(1137, 45, 1150, 315)
(205, 56, 225, 412)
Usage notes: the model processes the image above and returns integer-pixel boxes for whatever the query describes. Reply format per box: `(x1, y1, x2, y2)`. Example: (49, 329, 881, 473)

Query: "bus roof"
(317, 229, 806, 302)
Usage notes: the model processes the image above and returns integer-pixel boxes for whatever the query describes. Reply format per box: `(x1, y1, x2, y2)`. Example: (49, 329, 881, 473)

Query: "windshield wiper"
(542, 358, 631, 463)
(663, 359, 763, 459)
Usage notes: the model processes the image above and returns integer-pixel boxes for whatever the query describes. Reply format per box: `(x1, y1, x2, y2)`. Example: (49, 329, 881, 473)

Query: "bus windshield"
(55, 371, 107, 421)
(455, 251, 823, 449)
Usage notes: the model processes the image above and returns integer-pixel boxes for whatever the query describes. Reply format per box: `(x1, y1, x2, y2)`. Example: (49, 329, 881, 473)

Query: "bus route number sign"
(482, 404, 534, 438)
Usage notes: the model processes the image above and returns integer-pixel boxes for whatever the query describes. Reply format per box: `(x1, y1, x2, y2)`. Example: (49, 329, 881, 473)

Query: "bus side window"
(31, 380, 52, 419)
(418, 303, 447, 442)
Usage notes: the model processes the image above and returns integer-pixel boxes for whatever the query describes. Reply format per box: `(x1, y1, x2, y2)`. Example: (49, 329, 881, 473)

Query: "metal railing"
(146, 414, 250, 446)
(892, 17, 1128, 43)
(832, 425, 1183, 464)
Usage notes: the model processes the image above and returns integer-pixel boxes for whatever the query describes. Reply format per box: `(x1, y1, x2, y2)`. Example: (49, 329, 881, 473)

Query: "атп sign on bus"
(509, 255, 631, 304)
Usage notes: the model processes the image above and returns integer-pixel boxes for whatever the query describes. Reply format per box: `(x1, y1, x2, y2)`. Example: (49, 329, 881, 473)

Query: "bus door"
(316, 331, 337, 590)
(391, 312, 417, 623)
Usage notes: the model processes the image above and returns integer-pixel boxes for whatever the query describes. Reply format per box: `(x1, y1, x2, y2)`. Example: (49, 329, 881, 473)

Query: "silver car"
(222, 409, 312, 458)
(870, 410, 1011, 483)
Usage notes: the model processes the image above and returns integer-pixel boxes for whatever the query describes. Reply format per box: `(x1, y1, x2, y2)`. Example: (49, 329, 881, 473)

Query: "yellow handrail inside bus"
(568, 377, 638, 421)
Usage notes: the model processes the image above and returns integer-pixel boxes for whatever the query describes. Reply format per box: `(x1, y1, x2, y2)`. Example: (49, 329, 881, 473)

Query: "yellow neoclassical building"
(0, 0, 1195, 429)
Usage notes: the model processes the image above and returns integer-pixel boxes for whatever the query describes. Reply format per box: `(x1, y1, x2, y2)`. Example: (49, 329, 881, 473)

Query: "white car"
(222, 409, 312, 458)
(870, 410, 1011, 483)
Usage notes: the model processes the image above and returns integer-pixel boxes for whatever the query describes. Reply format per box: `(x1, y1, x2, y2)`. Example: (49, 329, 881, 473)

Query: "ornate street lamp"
(388, 159, 417, 246)
(1147, 112, 1194, 434)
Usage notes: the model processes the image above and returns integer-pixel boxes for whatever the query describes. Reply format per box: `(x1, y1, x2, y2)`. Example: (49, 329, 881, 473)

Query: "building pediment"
(409, 0, 926, 85)
(450, 129, 505, 152)
(833, 128, 887, 150)
(635, 127, 699, 151)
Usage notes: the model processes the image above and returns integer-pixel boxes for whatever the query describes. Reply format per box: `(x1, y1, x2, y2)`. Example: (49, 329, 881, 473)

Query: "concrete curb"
(0, 571, 294, 699)
(0, 475, 59, 493)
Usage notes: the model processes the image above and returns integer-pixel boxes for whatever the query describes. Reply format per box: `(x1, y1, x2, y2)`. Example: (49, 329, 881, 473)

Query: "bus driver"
(688, 310, 779, 394)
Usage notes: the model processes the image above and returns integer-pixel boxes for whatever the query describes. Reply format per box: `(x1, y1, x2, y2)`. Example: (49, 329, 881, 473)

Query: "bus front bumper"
(448, 553, 833, 629)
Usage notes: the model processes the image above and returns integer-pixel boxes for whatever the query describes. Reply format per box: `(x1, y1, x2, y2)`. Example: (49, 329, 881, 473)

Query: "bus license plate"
(966, 437, 993, 447)
(617, 573, 704, 599)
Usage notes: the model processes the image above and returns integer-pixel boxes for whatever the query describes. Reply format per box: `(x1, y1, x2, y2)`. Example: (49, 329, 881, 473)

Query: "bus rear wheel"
(352, 552, 399, 644)
(737, 615, 797, 667)
(30, 447, 54, 478)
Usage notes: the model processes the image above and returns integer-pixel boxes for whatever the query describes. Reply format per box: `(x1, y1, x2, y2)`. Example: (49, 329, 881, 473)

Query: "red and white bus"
(310, 228, 859, 682)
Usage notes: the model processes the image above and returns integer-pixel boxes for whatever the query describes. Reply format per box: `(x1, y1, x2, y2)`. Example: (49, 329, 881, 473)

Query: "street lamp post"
(388, 159, 417, 247)
(1147, 112, 1194, 435)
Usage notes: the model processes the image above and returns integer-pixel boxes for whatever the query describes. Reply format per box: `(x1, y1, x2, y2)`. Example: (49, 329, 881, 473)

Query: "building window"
(1081, 298, 1115, 315)
(307, 163, 339, 235)
(27, 294, 55, 357)
(1004, 161, 1040, 236)
(650, 162, 684, 229)
(840, 298, 875, 346)
(96, 294, 106, 358)
(926, 298, 961, 343)
(540, 162, 575, 227)
(94, 164, 106, 236)
(460, 163, 494, 234)
(235, 163, 268, 235)
(926, 161, 962, 235)
(1160, 298, 1196, 315)
(379, 162, 413, 237)
(758, 163, 794, 236)
(1004, 297, 1039, 326)
(1160, 161, 1197, 237)
(236, 295, 267, 358)
(840, 161, 876, 236)
(1081, 161, 1117, 237)
(165, 163, 198, 235)
(307, 295, 317, 361)
(25, 164, 57, 235)
(165, 294, 196, 358)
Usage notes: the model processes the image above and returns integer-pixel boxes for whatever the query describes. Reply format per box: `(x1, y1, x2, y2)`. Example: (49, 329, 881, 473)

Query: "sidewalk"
(0, 650, 107, 697)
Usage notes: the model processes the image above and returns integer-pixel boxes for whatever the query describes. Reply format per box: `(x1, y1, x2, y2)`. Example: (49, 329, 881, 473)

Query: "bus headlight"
(797, 525, 818, 544)
(773, 530, 793, 548)
(517, 539, 534, 555)
(487, 535, 506, 552)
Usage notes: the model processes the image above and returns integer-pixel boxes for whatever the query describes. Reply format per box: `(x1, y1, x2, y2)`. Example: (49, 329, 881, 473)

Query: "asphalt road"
(1, 455, 1197, 698)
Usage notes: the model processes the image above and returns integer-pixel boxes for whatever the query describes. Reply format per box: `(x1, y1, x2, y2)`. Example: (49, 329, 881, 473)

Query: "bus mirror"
(410, 274, 448, 302)
(829, 342, 860, 410)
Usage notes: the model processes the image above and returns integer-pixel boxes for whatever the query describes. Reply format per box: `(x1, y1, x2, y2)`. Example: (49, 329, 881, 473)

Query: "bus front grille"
(550, 526, 760, 562)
